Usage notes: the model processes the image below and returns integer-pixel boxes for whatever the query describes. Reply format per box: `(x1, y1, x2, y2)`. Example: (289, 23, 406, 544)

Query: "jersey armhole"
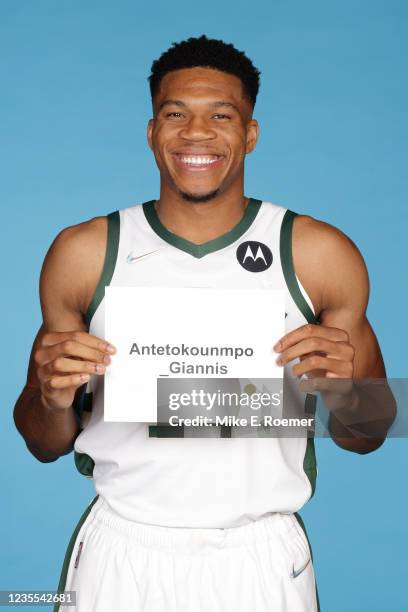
(280, 209, 319, 324)
(84, 210, 120, 329)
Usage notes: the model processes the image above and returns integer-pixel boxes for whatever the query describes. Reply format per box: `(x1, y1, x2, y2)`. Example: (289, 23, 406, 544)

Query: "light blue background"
(1, 1, 407, 610)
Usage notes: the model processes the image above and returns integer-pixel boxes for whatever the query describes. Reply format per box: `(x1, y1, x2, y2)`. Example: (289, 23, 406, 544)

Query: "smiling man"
(14, 35, 393, 612)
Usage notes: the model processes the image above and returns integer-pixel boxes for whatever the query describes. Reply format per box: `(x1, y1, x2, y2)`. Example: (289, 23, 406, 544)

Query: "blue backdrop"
(1, 1, 406, 610)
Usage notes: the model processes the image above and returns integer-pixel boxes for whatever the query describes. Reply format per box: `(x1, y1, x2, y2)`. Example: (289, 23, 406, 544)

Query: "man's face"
(147, 67, 259, 202)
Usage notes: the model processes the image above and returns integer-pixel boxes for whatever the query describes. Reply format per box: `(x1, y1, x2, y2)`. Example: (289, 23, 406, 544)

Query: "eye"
(166, 112, 184, 119)
(212, 113, 231, 120)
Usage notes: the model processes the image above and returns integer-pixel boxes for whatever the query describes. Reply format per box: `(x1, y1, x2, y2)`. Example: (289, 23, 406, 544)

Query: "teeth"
(179, 155, 219, 165)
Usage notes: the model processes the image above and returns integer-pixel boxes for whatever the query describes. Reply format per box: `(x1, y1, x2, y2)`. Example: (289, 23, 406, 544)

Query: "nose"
(179, 116, 217, 141)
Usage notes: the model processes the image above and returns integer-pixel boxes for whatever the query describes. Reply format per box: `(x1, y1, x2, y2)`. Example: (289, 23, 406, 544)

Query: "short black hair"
(148, 35, 261, 108)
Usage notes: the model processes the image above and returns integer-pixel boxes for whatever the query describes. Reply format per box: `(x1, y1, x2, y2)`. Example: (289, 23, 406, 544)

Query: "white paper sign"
(104, 286, 285, 422)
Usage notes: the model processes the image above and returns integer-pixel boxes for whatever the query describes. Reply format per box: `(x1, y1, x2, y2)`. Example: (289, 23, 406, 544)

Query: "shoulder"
(40, 215, 108, 317)
(291, 214, 369, 315)
(292, 214, 367, 272)
(43, 215, 108, 275)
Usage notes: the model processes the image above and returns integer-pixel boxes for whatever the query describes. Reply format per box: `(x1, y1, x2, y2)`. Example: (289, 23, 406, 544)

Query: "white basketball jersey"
(74, 198, 319, 528)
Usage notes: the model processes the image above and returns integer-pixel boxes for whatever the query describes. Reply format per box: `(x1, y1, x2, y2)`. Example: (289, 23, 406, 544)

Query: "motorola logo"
(236, 241, 273, 272)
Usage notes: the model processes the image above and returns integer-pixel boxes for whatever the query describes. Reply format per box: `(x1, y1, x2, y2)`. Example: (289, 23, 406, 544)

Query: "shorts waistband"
(90, 497, 294, 553)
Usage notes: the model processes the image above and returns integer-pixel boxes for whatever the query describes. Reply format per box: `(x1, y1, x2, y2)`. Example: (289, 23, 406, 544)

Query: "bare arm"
(276, 215, 395, 453)
(13, 217, 114, 462)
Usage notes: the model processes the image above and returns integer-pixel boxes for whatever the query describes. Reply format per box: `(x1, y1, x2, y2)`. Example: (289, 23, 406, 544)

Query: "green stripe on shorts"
(294, 512, 321, 612)
(54, 496, 99, 612)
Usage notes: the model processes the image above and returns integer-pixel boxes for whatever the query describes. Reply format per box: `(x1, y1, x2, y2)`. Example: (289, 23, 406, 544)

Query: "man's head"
(147, 35, 261, 203)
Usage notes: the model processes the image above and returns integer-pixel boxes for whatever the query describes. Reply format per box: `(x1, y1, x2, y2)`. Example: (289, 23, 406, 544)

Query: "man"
(14, 35, 392, 611)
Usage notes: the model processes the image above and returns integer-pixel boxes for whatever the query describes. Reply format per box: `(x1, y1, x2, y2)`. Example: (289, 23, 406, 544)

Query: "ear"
(147, 119, 154, 151)
(245, 119, 259, 154)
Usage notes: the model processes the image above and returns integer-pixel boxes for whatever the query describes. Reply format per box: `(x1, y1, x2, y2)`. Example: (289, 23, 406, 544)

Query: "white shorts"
(56, 496, 319, 612)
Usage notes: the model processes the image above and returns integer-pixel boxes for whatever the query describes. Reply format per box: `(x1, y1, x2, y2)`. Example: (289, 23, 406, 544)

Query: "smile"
(173, 153, 225, 171)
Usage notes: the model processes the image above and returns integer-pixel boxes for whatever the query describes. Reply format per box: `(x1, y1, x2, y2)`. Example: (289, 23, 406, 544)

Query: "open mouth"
(173, 153, 225, 171)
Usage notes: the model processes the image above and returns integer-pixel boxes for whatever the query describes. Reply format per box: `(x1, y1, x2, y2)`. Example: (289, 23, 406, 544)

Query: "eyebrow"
(210, 101, 240, 113)
(158, 99, 240, 113)
(158, 99, 186, 110)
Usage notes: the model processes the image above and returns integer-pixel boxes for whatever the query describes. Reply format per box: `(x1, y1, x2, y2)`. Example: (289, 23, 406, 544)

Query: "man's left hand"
(274, 323, 358, 413)
(274, 323, 355, 379)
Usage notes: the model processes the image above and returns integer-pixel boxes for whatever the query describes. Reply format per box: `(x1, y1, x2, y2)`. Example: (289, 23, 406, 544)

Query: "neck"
(154, 185, 249, 245)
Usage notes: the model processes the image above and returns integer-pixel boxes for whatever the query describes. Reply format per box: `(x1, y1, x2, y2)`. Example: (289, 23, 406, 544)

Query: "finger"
(42, 330, 116, 354)
(292, 356, 353, 378)
(38, 357, 107, 382)
(274, 324, 349, 352)
(277, 338, 353, 366)
(35, 339, 112, 368)
(43, 373, 91, 392)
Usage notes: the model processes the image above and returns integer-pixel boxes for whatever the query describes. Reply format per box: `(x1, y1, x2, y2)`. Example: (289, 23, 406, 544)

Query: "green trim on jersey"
(54, 496, 99, 612)
(303, 394, 318, 497)
(143, 198, 262, 258)
(280, 211, 318, 503)
(303, 438, 317, 497)
(74, 451, 95, 477)
(85, 210, 120, 327)
(77, 211, 118, 473)
(73, 388, 93, 423)
(280, 209, 318, 325)
(73, 389, 96, 477)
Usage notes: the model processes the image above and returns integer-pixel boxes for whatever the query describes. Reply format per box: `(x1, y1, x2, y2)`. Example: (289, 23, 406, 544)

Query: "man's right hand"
(34, 331, 116, 410)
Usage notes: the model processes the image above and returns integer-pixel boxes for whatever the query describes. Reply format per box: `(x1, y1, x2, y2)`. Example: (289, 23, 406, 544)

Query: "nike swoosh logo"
(291, 557, 311, 578)
(126, 250, 160, 263)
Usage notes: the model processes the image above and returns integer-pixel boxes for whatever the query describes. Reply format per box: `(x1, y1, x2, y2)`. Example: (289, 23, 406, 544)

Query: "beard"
(179, 188, 220, 203)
